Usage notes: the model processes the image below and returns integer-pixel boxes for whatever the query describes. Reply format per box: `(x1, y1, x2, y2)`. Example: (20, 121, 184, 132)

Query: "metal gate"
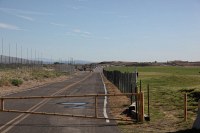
(0, 93, 144, 122)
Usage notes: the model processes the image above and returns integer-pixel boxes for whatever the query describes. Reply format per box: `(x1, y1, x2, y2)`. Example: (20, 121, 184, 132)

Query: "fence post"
(95, 96, 98, 118)
(137, 92, 140, 122)
(139, 92, 144, 122)
(184, 93, 187, 121)
(134, 85, 138, 118)
(1, 98, 4, 111)
(122, 73, 123, 92)
(147, 84, 150, 120)
(138, 92, 144, 122)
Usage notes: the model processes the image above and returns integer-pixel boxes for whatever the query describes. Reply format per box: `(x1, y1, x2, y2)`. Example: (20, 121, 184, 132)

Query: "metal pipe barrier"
(0, 93, 144, 122)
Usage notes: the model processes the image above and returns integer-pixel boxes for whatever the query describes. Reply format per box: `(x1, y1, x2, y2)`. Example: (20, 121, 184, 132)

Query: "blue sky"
(0, 0, 200, 62)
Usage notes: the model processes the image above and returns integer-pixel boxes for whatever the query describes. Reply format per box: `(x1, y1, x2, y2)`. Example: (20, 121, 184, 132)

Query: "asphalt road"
(0, 69, 121, 133)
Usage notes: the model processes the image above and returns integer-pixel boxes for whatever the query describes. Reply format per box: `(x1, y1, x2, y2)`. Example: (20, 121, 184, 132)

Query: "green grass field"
(106, 66, 200, 131)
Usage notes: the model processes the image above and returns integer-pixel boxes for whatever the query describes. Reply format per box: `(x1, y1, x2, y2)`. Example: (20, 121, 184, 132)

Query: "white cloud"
(0, 22, 22, 30)
(0, 7, 36, 22)
(65, 29, 92, 38)
(73, 29, 92, 36)
(0, 7, 53, 16)
(73, 29, 81, 33)
(50, 22, 66, 27)
(83, 31, 91, 35)
(15, 14, 34, 21)
(0, 7, 54, 22)
(80, 34, 91, 38)
(73, 29, 92, 34)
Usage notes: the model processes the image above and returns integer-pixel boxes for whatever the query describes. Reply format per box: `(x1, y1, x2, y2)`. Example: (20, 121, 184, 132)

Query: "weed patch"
(10, 79, 23, 86)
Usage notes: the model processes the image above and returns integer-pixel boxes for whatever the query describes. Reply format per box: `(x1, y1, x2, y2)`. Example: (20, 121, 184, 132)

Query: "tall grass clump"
(10, 79, 23, 86)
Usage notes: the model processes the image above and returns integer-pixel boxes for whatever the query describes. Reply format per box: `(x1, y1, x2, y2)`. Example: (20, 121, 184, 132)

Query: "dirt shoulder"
(103, 76, 130, 120)
(0, 71, 82, 97)
(0, 75, 69, 96)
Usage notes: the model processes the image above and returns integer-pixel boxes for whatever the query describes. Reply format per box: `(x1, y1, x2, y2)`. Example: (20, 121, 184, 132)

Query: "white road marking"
(1, 99, 50, 133)
(100, 71, 110, 123)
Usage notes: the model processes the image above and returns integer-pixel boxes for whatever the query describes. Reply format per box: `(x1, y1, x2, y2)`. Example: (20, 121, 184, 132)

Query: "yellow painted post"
(140, 92, 144, 122)
(184, 93, 187, 121)
(95, 96, 98, 118)
(136, 93, 139, 122)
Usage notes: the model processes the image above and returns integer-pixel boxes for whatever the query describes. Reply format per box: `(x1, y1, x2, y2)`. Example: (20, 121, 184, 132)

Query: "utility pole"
(40, 52, 43, 65)
(31, 48, 33, 70)
(35, 49, 36, 66)
(27, 48, 29, 64)
(2, 38, 4, 64)
(1, 38, 3, 64)
(16, 43, 18, 65)
(9, 44, 10, 64)
(38, 52, 40, 65)
(31, 48, 32, 65)
(21, 46, 23, 65)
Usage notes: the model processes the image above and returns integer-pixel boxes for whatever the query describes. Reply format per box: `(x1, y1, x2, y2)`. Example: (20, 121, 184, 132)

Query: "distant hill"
(74, 60, 91, 64)
(42, 58, 91, 65)
(0, 55, 91, 65)
(98, 61, 200, 66)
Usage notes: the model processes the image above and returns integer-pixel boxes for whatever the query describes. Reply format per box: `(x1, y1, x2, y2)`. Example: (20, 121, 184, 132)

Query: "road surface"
(0, 69, 121, 133)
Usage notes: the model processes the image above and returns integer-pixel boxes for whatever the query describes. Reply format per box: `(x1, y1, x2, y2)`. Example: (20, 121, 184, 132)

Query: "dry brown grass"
(0, 68, 69, 96)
